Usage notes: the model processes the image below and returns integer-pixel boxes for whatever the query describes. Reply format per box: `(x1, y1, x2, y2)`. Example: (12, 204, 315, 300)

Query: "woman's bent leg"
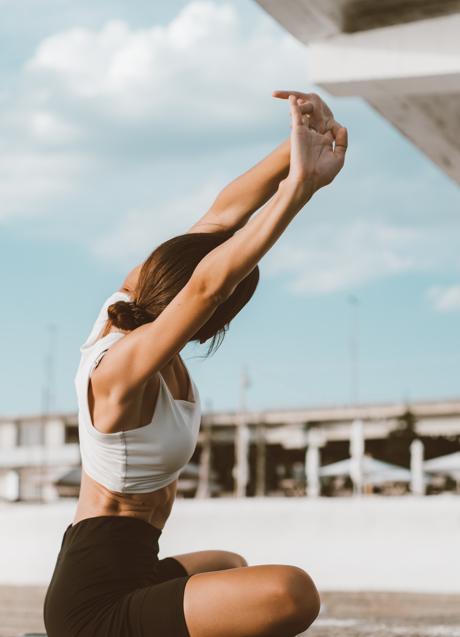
(183, 564, 320, 637)
(168, 549, 248, 575)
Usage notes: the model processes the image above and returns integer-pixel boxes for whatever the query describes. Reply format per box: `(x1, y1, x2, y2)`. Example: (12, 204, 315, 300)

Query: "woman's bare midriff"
(72, 469, 178, 530)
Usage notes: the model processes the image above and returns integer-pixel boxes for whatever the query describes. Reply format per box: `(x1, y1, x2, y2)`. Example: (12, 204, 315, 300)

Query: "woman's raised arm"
(186, 136, 292, 235)
(118, 138, 294, 293)
(186, 91, 338, 236)
(120, 92, 339, 293)
(98, 97, 347, 400)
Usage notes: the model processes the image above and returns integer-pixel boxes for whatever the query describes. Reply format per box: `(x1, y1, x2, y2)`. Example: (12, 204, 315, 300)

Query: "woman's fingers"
(330, 120, 343, 135)
(275, 90, 314, 114)
(299, 102, 314, 115)
(273, 89, 310, 100)
(274, 90, 335, 131)
(275, 92, 337, 130)
(289, 95, 304, 127)
(273, 90, 329, 113)
(334, 127, 348, 160)
(323, 129, 334, 147)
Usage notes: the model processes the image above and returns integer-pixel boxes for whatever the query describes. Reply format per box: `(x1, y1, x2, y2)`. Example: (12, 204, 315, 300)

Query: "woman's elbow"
(191, 270, 233, 306)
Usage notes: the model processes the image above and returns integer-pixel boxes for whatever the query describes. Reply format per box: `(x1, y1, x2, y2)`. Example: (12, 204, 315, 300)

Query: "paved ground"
(1, 586, 460, 636)
(309, 591, 460, 637)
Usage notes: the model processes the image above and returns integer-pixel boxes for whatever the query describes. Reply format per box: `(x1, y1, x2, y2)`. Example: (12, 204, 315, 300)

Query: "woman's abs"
(72, 468, 178, 530)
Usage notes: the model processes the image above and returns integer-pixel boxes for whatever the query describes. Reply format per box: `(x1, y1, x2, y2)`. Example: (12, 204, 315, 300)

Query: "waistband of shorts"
(63, 515, 163, 545)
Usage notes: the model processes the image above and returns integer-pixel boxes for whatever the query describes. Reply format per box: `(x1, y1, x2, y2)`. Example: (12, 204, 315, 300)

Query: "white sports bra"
(74, 290, 202, 494)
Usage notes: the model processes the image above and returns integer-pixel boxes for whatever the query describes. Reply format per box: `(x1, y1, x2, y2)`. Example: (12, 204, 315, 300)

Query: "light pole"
(348, 294, 360, 406)
(233, 366, 251, 497)
(347, 295, 364, 495)
(410, 439, 426, 496)
(40, 323, 58, 502)
(196, 399, 213, 499)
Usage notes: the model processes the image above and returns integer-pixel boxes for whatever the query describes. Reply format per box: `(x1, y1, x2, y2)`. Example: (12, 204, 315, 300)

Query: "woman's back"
(72, 289, 201, 530)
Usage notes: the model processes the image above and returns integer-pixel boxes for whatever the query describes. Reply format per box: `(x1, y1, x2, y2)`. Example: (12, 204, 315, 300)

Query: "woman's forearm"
(202, 93, 339, 234)
(205, 138, 291, 232)
(194, 177, 312, 299)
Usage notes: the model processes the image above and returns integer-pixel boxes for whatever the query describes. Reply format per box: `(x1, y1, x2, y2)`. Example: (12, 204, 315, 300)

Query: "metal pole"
(196, 399, 213, 499)
(306, 429, 321, 498)
(348, 296, 363, 496)
(348, 294, 359, 406)
(255, 423, 266, 496)
(240, 365, 250, 413)
(233, 366, 251, 497)
(196, 422, 212, 498)
(40, 323, 57, 503)
(349, 419, 364, 496)
(410, 439, 426, 496)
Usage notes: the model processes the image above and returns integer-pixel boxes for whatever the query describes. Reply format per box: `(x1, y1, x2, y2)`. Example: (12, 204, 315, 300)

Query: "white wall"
(0, 422, 17, 448)
(0, 496, 458, 592)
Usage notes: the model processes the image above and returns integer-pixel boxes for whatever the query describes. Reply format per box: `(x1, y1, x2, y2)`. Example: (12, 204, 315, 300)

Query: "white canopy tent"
(424, 451, 460, 481)
(320, 456, 416, 485)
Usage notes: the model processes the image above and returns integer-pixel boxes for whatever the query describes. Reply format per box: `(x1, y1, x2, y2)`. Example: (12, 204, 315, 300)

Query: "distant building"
(0, 414, 79, 501)
(1, 398, 459, 501)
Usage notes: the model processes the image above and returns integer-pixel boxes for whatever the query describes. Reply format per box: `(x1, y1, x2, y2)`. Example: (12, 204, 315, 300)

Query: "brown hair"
(107, 230, 259, 356)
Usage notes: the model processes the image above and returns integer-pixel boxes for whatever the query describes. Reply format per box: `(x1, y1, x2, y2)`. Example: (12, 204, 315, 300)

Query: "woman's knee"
(228, 551, 248, 568)
(270, 566, 321, 633)
(209, 549, 248, 570)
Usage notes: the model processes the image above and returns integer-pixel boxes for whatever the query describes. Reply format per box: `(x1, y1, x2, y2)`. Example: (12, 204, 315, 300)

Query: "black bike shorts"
(43, 515, 191, 637)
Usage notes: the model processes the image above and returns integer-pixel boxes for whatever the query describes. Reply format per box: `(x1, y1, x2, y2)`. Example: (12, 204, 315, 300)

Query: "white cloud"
(0, 1, 307, 222)
(25, 2, 306, 131)
(0, 151, 83, 220)
(2, 0, 460, 302)
(29, 110, 80, 144)
(259, 148, 460, 296)
(427, 285, 460, 312)
(89, 178, 223, 265)
(263, 219, 422, 295)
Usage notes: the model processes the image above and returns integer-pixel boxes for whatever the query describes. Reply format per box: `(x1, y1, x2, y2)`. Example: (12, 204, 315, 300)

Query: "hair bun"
(107, 300, 154, 331)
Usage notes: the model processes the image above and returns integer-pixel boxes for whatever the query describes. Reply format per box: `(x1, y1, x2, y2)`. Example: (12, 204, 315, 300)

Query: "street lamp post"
(347, 295, 364, 495)
(40, 323, 57, 503)
(233, 366, 251, 497)
(348, 294, 360, 406)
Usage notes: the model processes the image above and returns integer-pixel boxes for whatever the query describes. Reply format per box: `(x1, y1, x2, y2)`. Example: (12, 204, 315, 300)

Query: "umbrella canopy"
(319, 456, 414, 485)
(424, 451, 460, 480)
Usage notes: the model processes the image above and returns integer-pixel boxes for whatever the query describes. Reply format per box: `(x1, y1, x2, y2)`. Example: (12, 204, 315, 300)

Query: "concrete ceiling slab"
(254, 1, 460, 184)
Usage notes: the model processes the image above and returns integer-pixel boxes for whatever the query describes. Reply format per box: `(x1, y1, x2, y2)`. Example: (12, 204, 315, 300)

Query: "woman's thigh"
(182, 563, 321, 637)
(169, 549, 248, 575)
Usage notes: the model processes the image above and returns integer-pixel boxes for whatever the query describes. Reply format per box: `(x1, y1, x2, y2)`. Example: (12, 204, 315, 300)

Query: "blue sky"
(1, 0, 459, 417)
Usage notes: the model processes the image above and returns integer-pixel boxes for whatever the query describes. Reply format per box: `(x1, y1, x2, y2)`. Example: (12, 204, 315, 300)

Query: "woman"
(43, 90, 347, 637)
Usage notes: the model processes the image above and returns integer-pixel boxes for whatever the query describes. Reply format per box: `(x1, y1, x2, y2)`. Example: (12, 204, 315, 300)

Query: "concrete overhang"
(254, 0, 460, 184)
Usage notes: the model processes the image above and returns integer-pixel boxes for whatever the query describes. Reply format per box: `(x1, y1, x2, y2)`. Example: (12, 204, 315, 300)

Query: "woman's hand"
(286, 94, 348, 196)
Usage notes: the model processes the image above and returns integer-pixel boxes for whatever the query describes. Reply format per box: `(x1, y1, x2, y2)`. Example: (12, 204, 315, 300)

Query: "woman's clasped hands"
(273, 89, 348, 198)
